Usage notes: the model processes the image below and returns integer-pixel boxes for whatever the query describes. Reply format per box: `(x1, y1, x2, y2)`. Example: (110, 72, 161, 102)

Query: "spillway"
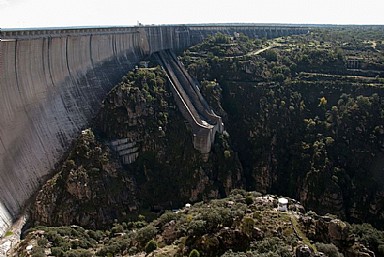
(155, 50, 223, 155)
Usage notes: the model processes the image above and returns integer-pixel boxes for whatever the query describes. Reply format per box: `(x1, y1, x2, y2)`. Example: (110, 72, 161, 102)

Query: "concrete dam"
(0, 24, 308, 235)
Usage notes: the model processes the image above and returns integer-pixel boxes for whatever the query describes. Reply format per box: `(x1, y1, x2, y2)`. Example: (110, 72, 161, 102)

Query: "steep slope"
(181, 29, 384, 228)
(31, 66, 244, 229)
(13, 191, 384, 257)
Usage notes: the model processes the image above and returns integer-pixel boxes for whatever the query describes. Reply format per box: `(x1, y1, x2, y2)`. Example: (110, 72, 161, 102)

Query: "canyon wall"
(0, 24, 308, 235)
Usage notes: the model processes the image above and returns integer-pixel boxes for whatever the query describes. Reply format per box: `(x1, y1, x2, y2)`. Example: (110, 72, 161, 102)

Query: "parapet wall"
(188, 25, 308, 45)
(0, 24, 308, 235)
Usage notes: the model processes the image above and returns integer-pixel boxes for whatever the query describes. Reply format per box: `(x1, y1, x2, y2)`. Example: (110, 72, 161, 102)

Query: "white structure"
(277, 198, 288, 212)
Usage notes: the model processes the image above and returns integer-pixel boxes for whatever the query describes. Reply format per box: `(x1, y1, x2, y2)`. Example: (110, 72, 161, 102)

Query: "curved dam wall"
(188, 24, 308, 45)
(0, 24, 308, 235)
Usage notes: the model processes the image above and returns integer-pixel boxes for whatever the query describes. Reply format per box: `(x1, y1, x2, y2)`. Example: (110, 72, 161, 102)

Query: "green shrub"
(70, 238, 93, 249)
(57, 226, 76, 236)
(46, 230, 62, 245)
(189, 249, 201, 257)
(128, 246, 138, 255)
(187, 219, 207, 236)
(64, 249, 93, 257)
(136, 225, 157, 246)
(230, 189, 247, 197)
(245, 195, 254, 205)
(96, 244, 120, 256)
(4, 231, 13, 237)
(242, 217, 255, 236)
(315, 243, 343, 257)
(156, 211, 179, 227)
(37, 237, 48, 247)
(95, 236, 130, 256)
(251, 237, 291, 256)
(31, 246, 45, 257)
(111, 223, 124, 234)
(352, 223, 384, 252)
(51, 247, 65, 257)
(86, 229, 105, 241)
(145, 240, 157, 254)
(263, 49, 278, 62)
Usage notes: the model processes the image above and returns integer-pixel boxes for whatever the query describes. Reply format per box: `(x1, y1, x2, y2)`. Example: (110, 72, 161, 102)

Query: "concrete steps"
(110, 138, 139, 165)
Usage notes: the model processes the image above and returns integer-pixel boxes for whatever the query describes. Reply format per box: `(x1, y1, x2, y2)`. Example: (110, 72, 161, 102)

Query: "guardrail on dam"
(0, 24, 308, 235)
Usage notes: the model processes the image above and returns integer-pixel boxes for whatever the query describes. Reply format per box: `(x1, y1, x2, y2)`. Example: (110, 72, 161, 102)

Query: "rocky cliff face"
(33, 129, 138, 228)
(96, 67, 244, 208)
(180, 31, 384, 228)
(217, 79, 384, 228)
(32, 66, 244, 228)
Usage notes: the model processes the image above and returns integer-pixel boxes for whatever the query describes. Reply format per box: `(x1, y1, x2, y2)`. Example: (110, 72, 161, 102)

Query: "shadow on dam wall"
(0, 24, 308, 235)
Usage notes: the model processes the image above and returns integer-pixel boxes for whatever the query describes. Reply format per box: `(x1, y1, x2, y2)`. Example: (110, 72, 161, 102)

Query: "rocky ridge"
(13, 191, 384, 256)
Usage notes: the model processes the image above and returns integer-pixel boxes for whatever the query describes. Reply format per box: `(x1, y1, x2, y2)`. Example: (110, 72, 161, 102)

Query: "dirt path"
(245, 45, 274, 56)
(223, 44, 278, 60)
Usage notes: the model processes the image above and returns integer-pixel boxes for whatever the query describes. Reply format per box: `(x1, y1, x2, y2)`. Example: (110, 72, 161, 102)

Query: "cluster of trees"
(183, 27, 384, 85)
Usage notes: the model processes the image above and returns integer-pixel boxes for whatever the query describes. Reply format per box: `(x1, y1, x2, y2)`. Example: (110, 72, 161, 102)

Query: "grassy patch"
(290, 215, 317, 252)
(4, 231, 13, 237)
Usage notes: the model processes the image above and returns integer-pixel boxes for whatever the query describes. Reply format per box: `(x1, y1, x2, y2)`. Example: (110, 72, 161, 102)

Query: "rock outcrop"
(33, 129, 138, 228)
(31, 67, 244, 228)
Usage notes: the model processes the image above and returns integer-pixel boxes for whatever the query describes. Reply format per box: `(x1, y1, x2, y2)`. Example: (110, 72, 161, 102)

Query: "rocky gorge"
(8, 26, 384, 256)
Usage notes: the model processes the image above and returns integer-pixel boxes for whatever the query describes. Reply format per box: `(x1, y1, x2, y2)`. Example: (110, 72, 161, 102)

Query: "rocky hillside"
(31, 66, 243, 229)
(13, 191, 384, 256)
(14, 26, 384, 256)
(180, 28, 384, 228)
(32, 128, 138, 228)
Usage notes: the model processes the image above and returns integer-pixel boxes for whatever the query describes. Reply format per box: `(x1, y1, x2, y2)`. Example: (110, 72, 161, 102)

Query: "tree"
(145, 240, 157, 255)
(263, 49, 278, 62)
(136, 225, 157, 245)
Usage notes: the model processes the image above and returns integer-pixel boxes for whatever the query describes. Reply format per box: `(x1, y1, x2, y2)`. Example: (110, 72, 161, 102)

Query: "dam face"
(0, 24, 308, 234)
